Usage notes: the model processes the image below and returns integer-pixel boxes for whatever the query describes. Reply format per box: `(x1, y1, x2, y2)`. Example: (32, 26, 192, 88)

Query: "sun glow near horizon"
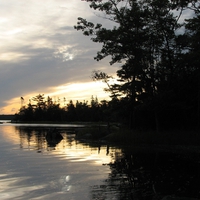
(0, 81, 111, 115)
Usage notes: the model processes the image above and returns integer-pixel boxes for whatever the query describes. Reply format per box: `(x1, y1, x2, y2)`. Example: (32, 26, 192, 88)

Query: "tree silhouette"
(75, 0, 200, 130)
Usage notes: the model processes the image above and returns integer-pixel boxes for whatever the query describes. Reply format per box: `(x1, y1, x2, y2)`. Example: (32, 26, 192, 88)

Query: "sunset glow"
(0, 0, 117, 114)
(1, 81, 111, 114)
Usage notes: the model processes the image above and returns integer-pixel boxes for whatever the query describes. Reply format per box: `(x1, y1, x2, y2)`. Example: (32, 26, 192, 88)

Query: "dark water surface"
(0, 123, 200, 200)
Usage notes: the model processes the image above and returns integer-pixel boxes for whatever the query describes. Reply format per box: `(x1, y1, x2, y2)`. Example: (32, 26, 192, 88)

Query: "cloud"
(0, 0, 118, 114)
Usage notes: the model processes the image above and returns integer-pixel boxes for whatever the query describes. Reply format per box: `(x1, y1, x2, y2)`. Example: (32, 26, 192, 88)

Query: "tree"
(75, 100, 89, 121)
(184, 14, 200, 129)
(32, 94, 46, 109)
(66, 100, 76, 121)
(75, 0, 190, 130)
(92, 70, 120, 99)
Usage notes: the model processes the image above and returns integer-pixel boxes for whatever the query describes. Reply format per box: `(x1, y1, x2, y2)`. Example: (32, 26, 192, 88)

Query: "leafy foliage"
(75, 0, 200, 130)
(16, 0, 200, 131)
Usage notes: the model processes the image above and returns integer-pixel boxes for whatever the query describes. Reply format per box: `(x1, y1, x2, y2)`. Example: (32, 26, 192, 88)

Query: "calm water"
(0, 123, 200, 200)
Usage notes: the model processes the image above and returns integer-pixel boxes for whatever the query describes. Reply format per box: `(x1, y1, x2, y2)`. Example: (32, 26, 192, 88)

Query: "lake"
(0, 123, 200, 200)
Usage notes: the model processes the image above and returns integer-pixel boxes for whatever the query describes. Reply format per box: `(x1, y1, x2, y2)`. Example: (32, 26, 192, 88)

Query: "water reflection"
(0, 173, 47, 199)
(45, 128, 63, 147)
(0, 125, 200, 199)
(0, 125, 122, 199)
(102, 148, 200, 200)
(12, 126, 119, 163)
(13, 126, 74, 152)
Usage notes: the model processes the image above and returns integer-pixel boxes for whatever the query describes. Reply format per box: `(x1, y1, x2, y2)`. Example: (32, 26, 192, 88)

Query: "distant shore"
(0, 114, 15, 120)
(5, 120, 200, 146)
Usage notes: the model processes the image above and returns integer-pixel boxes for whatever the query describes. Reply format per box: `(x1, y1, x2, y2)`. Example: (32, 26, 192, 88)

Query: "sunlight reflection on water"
(0, 173, 47, 200)
(1, 124, 199, 199)
(0, 124, 122, 200)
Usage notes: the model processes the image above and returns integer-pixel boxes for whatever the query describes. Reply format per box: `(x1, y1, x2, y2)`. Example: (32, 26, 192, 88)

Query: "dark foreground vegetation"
(15, 1, 200, 139)
(75, 125, 200, 147)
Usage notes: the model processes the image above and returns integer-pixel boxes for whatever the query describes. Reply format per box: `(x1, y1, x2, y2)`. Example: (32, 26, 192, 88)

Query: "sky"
(0, 0, 118, 114)
(0, 0, 194, 115)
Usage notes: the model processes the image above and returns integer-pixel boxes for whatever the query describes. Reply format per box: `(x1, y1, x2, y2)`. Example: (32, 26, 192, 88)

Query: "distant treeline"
(16, 0, 200, 131)
(0, 115, 15, 120)
(15, 94, 112, 123)
(15, 89, 198, 131)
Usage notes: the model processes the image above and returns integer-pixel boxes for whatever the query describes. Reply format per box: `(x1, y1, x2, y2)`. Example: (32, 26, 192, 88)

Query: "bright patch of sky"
(0, 0, 116, 114)
(0, 0, 195, 114)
